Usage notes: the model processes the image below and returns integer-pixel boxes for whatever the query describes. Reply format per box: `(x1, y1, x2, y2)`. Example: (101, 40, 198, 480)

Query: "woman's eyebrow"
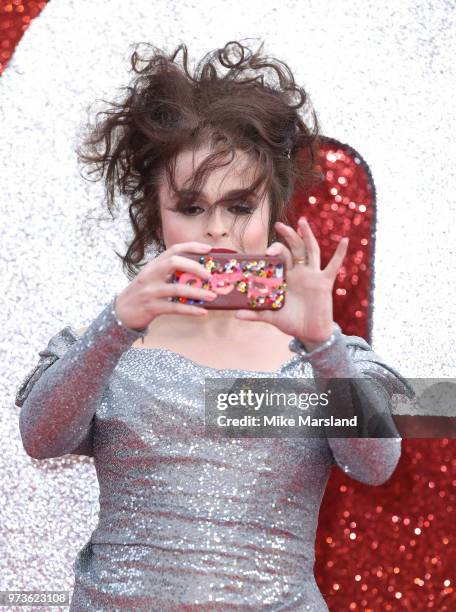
(174, 188, 259, 203)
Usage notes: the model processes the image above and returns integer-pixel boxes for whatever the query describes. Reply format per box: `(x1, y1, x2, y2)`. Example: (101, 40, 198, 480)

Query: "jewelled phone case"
(170, 252, 287, 310)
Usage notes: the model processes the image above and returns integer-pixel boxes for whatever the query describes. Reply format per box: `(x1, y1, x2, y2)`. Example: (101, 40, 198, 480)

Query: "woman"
(16, 41, 410, 611)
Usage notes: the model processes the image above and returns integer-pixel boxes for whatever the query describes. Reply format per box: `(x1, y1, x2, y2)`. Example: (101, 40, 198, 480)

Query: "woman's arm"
(289, 323, 415, 485)
(16, 296, 147, 460)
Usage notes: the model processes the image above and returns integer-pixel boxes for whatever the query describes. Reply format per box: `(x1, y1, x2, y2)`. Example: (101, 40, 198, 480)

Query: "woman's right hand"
(114, 242, 219, 330)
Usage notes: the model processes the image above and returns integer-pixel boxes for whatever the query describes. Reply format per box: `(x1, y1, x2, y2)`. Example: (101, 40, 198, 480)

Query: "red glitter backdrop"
(294, 140, 454, 610)
(2, 2, 454, 609)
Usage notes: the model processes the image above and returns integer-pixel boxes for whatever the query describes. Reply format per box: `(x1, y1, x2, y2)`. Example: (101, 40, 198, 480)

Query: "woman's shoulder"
(15, 325, 82, 408)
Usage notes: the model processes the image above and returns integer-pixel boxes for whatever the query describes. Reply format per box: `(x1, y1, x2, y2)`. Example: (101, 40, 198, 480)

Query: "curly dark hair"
(76, 39, 321, 280)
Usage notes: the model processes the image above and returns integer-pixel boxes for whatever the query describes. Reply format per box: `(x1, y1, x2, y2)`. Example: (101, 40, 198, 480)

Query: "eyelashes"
(177, 203, 256, 216)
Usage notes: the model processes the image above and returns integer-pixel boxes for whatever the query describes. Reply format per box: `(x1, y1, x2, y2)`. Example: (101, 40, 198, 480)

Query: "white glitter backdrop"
(1, 0, 455, 601)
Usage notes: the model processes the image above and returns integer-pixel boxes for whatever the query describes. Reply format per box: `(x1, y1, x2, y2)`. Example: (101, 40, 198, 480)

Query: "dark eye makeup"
(171, 202, 257, 216)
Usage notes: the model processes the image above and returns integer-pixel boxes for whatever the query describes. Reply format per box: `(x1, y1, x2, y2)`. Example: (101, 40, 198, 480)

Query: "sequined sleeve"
(16, 295, 147, 460)
(289, 322, 416, 486)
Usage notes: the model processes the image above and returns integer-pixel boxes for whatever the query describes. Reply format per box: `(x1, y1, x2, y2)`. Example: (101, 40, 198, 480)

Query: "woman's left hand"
(235, 217, 349, 348)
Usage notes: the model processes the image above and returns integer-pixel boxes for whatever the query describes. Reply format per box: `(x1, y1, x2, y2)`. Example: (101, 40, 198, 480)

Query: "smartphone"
(170, 251, 287, 310)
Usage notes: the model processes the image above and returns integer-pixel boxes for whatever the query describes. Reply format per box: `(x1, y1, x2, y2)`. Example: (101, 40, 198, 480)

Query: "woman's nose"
(205, 208, 229, 237)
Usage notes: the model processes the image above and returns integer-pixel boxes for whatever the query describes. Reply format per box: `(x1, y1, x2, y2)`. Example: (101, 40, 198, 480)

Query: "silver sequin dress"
(16, 296, 413, 611)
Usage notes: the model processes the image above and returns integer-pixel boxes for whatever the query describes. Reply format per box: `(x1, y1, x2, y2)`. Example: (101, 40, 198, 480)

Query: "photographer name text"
(216, 414, 357, 427)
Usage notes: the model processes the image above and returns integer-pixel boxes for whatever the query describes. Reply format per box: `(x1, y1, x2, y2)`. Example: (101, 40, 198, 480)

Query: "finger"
(297, 218, 320, 268)
(159, 301, 209, 316)
(298, 218, 320, 253)
(160, 282, 218, 301)
(163, 254, 212, 283)
(324, 237, 349, 279)
(295, 218, 314, 267)
(265, 241, 293, 271)
(275, 221, 313, 268)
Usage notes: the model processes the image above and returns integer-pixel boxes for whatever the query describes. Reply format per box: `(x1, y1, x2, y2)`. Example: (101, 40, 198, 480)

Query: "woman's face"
(157, 144, 271, 255)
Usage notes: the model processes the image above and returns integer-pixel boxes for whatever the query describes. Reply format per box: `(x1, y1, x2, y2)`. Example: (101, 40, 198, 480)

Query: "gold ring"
(293, 253, 309, 265)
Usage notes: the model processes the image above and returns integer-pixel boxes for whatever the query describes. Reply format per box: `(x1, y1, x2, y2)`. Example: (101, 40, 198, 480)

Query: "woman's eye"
(230, 204, 255, 215)
(182, 205, 204, 216)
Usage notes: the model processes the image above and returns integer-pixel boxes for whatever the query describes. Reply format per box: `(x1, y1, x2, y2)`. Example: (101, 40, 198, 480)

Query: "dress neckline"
(127, 345, 300, 376)
(66, 326, 301, 376)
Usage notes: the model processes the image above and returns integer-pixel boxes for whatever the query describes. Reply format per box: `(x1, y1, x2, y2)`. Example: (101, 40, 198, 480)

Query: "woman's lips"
(209, 248, 238, 253)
